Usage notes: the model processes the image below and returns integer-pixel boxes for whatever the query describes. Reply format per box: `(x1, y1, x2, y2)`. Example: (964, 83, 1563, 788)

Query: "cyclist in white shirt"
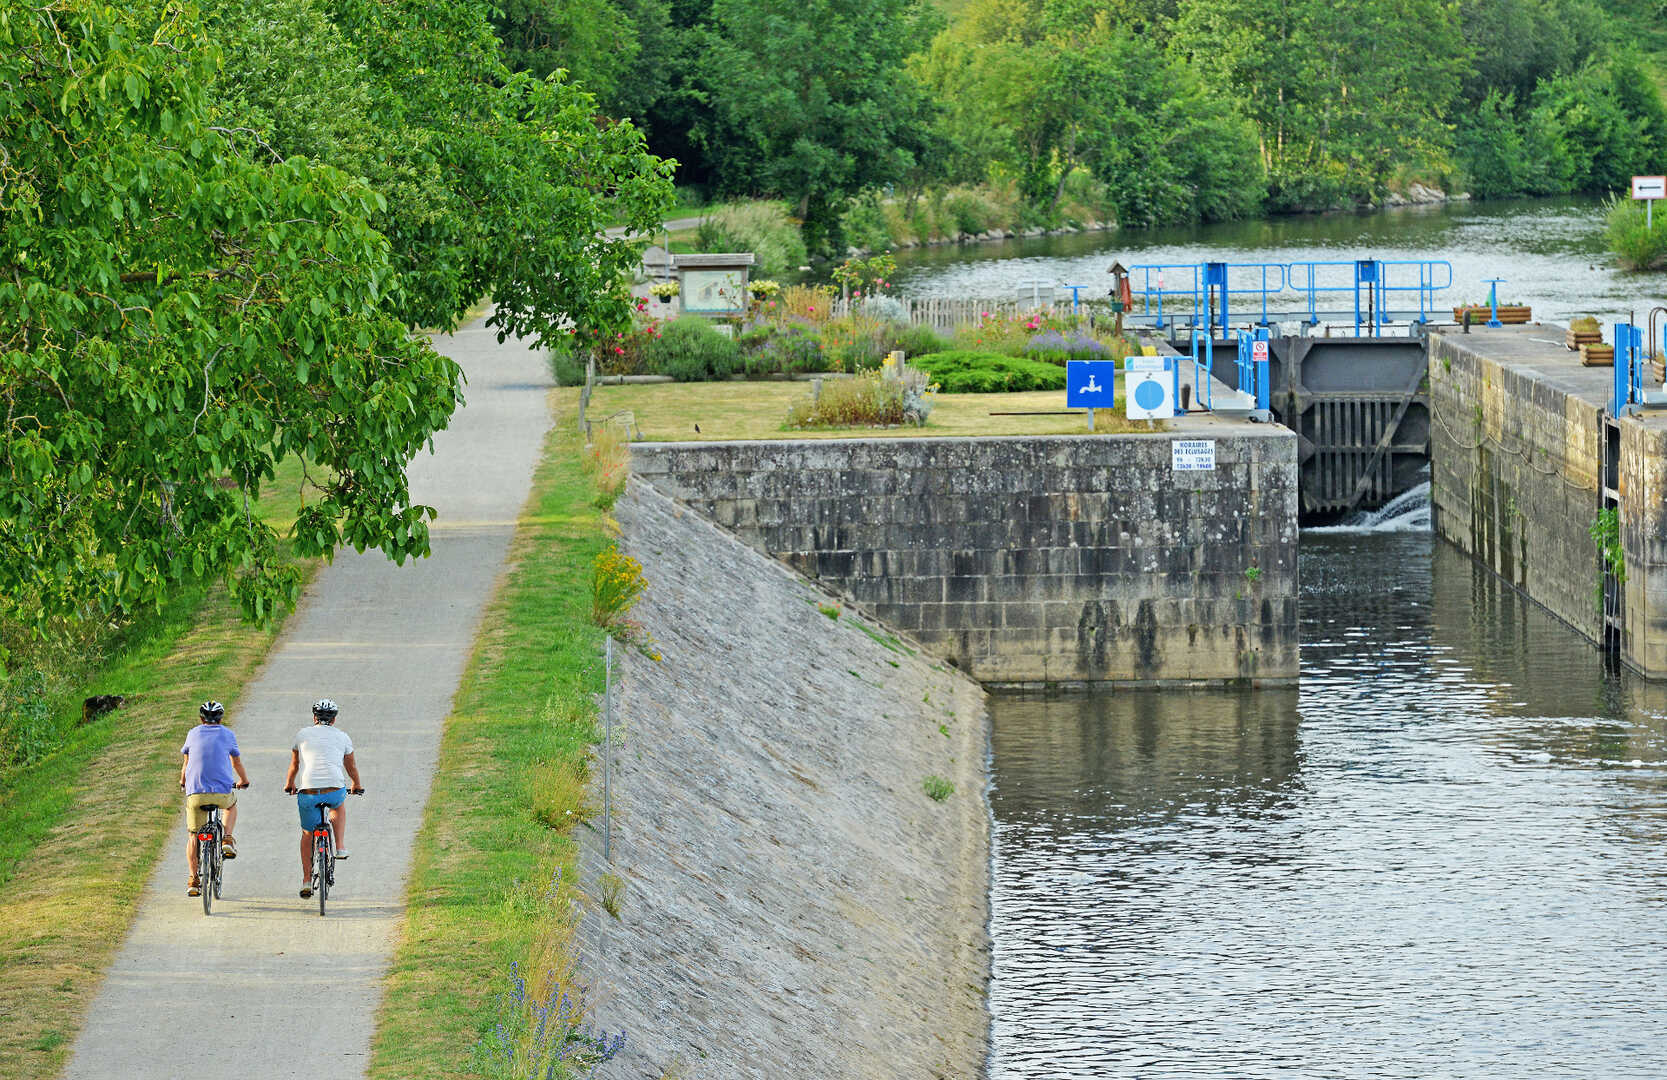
(282, 698, 364, 898)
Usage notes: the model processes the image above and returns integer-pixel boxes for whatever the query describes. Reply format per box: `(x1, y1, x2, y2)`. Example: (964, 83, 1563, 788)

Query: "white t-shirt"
(292, 724, 355, 789)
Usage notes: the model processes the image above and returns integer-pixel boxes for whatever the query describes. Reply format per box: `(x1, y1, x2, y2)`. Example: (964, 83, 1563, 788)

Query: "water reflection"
(896, 197, 1667, 326)
(989, 532, 1667, 1078)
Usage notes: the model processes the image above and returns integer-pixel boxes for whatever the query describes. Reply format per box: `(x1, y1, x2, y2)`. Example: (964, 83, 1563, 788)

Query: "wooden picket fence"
(830, 296, 1101, 330)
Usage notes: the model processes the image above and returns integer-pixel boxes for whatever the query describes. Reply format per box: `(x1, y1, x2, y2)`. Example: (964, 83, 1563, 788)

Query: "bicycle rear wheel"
(212, 834, 223, 901)
(315, 838, 329, 916)
(199, 836, 214, 915)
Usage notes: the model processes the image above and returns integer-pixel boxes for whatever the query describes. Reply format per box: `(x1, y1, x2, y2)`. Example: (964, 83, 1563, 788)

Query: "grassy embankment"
(0, 456, 321, 1080)
(371, 395, 614, 1077)
(584, 379, 1156, 439)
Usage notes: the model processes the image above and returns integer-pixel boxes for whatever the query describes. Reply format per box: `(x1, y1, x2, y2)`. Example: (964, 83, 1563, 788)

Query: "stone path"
(62, 317, 551, 1079)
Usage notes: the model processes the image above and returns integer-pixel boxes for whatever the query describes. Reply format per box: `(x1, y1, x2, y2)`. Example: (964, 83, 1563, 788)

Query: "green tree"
(921, 0, 1262, 224)
(214, 0, 677, 343)
(1174, 0, 1465, 208)
(488, 0, 674, 124)
(1, 0, 461, 624)
(687, 0, 943, 248)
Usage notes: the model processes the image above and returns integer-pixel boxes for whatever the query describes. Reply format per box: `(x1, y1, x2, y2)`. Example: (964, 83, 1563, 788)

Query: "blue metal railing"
(1132, 258, 1456, 334)
(1128, 264, 1205, 327)
(1235, 327, 1271, 412)
(1613, 322, 1645, 416)
(1188, 328, 1214, 411)
(1379, 260, 1454, 325)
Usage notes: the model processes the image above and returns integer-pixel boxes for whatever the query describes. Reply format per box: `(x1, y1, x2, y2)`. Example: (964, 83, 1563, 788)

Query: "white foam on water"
(1306, 481, 1432, 534)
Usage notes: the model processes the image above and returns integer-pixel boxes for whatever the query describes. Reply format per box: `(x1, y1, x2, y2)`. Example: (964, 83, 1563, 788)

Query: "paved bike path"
(64, 318, 552, 1079)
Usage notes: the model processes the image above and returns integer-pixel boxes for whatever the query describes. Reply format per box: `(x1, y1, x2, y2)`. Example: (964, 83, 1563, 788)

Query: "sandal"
(222, 836, 237, 860)
(187, 876, 202, 897)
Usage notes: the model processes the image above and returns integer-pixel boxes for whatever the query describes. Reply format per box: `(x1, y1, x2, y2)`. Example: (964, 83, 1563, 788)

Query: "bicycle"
(184, 781, 247, 915)
(296, 787, 363, 916)
(196, 805, 225, 915)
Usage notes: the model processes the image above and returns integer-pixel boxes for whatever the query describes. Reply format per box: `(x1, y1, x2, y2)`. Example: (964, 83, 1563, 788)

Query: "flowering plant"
(647, 281, 680, 298)
(749, 279, 782, 300)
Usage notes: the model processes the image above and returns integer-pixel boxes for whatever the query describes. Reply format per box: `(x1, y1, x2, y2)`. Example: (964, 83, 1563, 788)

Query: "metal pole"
(603, 635, 613, 862)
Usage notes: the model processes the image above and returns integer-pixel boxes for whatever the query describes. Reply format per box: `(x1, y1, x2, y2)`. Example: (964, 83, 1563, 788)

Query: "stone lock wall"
(631, 431, 1299, 686)
(1429, 329, 1667, 675)
(1428, 332, 1605, 644)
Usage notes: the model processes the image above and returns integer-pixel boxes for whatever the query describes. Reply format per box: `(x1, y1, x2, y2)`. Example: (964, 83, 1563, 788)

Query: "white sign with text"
(1172, 439, 1217, 471)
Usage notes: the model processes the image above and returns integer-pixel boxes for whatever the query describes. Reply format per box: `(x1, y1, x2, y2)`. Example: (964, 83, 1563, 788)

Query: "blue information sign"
(1065, 360, 1122, 409)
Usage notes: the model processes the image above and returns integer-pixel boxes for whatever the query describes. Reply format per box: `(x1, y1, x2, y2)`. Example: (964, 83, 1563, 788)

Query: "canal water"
(987, 526, 1667, 1076)
(893, 196, 1667, 327)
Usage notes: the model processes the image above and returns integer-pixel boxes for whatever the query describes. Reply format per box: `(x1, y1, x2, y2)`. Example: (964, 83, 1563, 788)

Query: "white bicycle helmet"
(311, 698, 339, 722)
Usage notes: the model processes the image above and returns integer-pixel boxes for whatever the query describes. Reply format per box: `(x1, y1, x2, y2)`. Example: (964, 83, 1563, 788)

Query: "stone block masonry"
(1429, 326, 1667, 675)
(632, 421, 1299, 686)
(580, 481, 988, 1079)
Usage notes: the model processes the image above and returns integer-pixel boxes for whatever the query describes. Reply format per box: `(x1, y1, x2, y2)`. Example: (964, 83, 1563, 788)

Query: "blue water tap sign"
(1066, 359, 1120, 408)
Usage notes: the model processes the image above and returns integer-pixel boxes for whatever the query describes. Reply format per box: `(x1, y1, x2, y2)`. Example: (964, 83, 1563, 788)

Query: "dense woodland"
(498, 0, 1667, 243)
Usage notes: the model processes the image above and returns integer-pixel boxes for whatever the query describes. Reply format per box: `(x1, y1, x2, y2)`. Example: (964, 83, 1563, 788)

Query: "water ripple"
(989, 534, 1667, 1077)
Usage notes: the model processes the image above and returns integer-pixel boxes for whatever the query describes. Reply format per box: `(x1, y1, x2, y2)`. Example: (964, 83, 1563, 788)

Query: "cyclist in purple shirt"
(179, 700, 250, 896)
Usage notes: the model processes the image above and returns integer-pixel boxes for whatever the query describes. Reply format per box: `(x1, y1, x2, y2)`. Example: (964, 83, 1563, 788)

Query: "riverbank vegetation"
(1605, 196, 1667, 270)
(487, 0, 1667, 252)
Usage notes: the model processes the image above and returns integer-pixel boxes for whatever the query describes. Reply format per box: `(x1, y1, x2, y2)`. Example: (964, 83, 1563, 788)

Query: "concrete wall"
(1618, 410, 1667, 673)
(581, 481, 989, 1080)
(1428, 331, 1604, 645)
(1428, 328, 1667, 676)
(632, 427, 1299, 686)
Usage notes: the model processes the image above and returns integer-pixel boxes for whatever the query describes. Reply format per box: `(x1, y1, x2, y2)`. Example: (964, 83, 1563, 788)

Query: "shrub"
(548, 342, 588, 387)
(1023, 329, 1111, 365)
(779, 284, 835, 323)
(740, 325, 829, 376)
(912, 351, 1068, 394)
(858, 294, 909, 323)
(886, 323, 948, 358)
(639, 316, 740, 381)
(694, 201, 809, 275)
(1606, 195, 1667, 271)
(591, 543, 647, 633)
(787, 371, 926, 428)
(923, 775, 954, 801)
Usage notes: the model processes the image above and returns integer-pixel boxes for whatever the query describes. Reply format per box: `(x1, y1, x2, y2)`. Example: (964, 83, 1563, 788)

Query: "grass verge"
(585, 379, 1158, 439)
(370, 396, 610, 1078)
(0, 455, 320, 1080)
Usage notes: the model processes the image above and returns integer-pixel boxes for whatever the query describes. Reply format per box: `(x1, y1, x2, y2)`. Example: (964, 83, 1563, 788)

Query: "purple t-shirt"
(181, 724, 241, 794)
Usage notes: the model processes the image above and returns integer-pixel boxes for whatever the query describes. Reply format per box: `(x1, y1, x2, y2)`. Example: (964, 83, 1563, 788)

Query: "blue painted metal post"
(1205, 262, 1228, 336)
(1354, 260, 1379, 336)
(1484, 279, 1506, 327)
(1062, 284, 1085, 313)
(1613, 322, 1645, 416)
(1254, 326, 1271, 412)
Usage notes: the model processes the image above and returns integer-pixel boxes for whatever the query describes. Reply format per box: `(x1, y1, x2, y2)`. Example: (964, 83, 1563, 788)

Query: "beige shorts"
(185, 791, 237, 831)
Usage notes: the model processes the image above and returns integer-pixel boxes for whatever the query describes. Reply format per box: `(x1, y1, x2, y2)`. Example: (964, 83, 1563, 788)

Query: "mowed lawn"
(580, 378, 1162, 440)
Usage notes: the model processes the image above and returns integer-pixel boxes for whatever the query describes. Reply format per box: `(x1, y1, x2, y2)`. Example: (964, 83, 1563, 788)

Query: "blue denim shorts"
(296, 788, 346, 829)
